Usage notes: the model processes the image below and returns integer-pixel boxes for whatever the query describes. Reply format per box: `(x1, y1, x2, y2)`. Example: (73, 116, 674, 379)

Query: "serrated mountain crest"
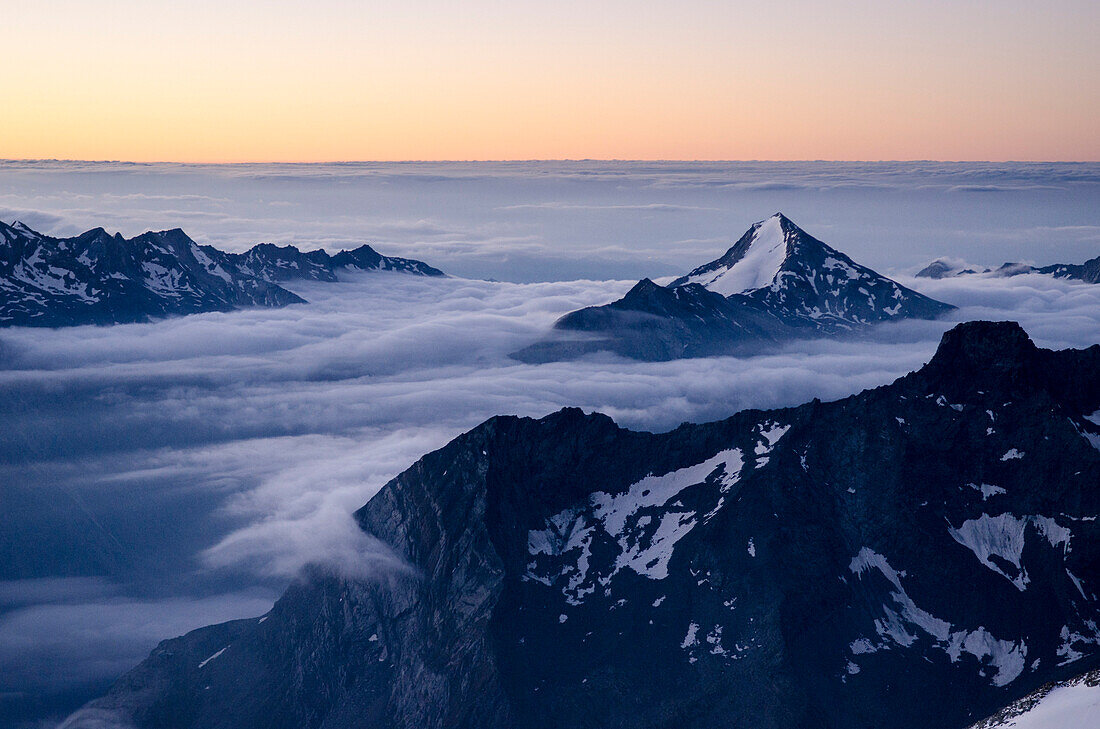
(0, 221, 444, 327)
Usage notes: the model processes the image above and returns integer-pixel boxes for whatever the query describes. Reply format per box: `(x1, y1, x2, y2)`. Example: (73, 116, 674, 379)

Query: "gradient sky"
(4, 0, 1099, 162)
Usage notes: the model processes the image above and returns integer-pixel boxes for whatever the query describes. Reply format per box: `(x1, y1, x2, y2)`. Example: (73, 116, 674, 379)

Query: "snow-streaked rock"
(519, 213, 954, 362)
(0, 220, 443, 327)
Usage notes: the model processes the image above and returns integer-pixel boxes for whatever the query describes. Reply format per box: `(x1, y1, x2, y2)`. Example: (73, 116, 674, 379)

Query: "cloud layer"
(1, 160, 1098, 282)
(1, 161, 1097, 726)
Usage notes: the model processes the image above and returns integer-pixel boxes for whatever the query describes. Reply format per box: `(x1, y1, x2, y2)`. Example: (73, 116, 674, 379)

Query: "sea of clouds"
(0, 161, 1097, 727)
(1, 160, 1098, 282)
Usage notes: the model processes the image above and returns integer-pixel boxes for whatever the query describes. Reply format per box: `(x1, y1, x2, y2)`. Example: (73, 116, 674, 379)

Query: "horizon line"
(3, 158, 1099, 166)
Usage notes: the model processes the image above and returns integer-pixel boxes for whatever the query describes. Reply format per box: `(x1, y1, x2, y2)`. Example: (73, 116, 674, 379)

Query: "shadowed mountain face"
(0, 221, 443, 328)
(515, 213, 955, 362)
(65, 321, 1100, 729)
(513, 279, 792, 362)
(917, 255, 1100, 284)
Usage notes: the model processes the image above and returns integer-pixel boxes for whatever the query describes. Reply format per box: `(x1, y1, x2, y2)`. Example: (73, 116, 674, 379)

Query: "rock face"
(513, 278, 791, 362)
(64, 321, 1100, 729)
(917, 255, 1100, 284)
(0, 221, 443, 327)
(515, 213, 955, 362)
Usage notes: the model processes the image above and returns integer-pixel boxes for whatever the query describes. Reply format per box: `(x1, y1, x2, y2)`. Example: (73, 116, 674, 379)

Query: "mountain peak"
(768, 211, 798, 227)
(74, 226, 117, 246)
(919, 321, 1041, 395)
(669, 214, 796, 295)
(929, 320, 1036, 368)
(10, 220, 40, 236)
(624, 277, 661, 295)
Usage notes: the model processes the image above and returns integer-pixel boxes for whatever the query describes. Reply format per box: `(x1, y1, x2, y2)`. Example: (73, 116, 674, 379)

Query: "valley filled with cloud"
(1, 161, 1098, 724)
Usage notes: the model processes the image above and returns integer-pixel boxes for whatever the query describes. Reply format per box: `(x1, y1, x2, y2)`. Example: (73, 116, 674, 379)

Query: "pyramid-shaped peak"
(763, 212, 812, 234)
(668, 214, 799, 295)
(10, 220, 42, 236)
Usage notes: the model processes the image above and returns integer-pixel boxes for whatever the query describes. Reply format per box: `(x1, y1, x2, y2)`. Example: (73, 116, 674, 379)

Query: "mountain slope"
(64, 321, 1100, 729)
(0, 221, 444, 327)
(513, 278, 790, 362)
(517, 214, 954, 362)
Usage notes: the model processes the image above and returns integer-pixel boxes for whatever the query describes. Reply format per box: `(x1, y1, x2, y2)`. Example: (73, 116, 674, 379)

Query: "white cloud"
(1, 160, 1098, 715)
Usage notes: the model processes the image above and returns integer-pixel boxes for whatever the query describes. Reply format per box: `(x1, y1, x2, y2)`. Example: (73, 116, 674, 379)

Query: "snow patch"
(683, 214, 788, 295)
(525, 447, 745, 602)
(948, 514, 1071, 591)
(849, 547, 1027, 687)
(198, 645, 228, 669)
(681, 622, 699, 649)
(969, 483, 1007, 501)
(970, 673, 1100, 729)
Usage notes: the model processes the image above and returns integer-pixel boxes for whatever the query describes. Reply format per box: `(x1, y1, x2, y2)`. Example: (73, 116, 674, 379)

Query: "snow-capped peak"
(662, 213, 955, 334)
(1, 220, 43, 244)
(671, 213, 792, 295)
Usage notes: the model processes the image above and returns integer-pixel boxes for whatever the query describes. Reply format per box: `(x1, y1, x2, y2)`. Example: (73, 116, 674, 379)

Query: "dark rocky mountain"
(917, 255, 1100, 284)
(233, 242, 444, 282)
(514, 278, 791, 361)
(64, 321, 1100, 729)
(0, 221, 443, 327)
(516, 213, 954, 362)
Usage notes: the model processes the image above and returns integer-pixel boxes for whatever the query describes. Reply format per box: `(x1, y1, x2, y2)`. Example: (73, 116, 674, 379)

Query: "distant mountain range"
(515, 213, 955, 362)
(63, 320, 1100, 729)
(0, 221, 443, 327)
(917, 255, 1100, 283)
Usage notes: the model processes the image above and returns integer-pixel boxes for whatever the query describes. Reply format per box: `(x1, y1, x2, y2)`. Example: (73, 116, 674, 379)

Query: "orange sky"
(3, 1, 1098, 162)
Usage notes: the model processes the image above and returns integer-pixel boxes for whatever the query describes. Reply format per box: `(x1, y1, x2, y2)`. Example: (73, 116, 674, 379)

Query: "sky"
(3, 1, 1099, 161)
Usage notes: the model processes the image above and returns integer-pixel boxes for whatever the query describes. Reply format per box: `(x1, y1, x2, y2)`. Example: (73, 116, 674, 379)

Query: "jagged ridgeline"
(64, 321, 1100, 729)
(515, 213, 956, 362)
(0, 221, 443, 327)
(918, 255, 1100, 283)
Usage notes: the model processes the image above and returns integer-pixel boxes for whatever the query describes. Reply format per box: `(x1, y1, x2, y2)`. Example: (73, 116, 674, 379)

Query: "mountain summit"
(670, 212, 795, 294)
(515, 214, 955, 362)
(63, 321, 1100, 729)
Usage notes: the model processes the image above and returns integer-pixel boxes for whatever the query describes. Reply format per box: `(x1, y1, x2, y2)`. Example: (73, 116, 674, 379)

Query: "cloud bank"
(0, 160, 1097, 726)
(1, 160, 1098, 282)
